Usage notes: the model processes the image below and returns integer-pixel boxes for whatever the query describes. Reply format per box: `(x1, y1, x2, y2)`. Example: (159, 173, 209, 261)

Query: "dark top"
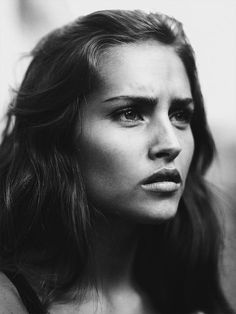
(1, 271, 206, 314)
(3, 271, 46, 314)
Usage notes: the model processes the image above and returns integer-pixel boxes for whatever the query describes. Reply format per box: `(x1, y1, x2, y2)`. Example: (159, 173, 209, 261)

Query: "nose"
(148, 119, 182, 161)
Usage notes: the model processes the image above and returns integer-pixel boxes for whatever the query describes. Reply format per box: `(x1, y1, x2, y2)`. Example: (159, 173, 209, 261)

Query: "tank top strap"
(4, 271, 47, 314)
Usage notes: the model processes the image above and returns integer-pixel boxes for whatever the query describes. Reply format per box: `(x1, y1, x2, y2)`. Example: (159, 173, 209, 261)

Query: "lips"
(141, 168, 182, 193)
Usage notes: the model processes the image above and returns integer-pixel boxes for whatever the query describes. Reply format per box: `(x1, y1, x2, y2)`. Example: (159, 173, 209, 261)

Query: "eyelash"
(111, 106, 194, 128)
(111, 107, 144, 125)
(169, 108, 194, 128)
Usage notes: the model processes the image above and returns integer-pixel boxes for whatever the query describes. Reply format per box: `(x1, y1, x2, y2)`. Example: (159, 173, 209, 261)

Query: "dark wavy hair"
(0, 9, 233, 314)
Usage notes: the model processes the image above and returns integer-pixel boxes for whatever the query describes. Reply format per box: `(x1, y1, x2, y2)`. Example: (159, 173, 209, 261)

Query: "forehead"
(95, 40, 191, 100)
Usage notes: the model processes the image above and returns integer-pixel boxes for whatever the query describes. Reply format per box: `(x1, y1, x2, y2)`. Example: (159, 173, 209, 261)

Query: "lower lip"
(141, 181, 181, 193)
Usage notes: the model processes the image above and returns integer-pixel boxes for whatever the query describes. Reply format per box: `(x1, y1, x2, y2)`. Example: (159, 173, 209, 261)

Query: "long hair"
(0, 10, 233, 313)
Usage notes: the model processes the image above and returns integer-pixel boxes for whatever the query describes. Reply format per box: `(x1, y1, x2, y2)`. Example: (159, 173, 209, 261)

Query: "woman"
(0, 9, 233, 314)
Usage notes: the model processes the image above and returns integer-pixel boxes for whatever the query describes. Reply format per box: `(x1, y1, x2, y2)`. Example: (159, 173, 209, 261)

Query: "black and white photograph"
(0, 1, 236, 313)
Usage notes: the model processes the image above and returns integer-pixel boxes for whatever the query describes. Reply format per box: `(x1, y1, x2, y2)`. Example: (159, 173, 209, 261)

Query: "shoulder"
(0, 272, 28, 314)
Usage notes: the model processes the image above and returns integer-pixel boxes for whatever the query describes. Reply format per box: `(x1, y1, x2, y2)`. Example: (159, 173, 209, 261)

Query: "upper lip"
(141, 168, 182, 185)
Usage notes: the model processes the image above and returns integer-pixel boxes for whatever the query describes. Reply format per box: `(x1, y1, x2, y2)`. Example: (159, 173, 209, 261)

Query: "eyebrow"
(103, 95, 194, 107)
(171, 97, 194, 107)
(103, 96, 157, 106)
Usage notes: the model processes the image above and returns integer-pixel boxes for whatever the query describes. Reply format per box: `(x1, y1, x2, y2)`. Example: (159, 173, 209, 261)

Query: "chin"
(137, 205, 178, 224)
(107, 200, 180, 225)
(91, 192, 181, 225)
(129, 193, 181, 223)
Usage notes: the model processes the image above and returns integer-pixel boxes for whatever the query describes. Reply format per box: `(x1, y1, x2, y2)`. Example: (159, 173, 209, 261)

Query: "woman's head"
(78, 40, 194, 222)
(1, 10, 231, 313)
(6, 10, 213, 219)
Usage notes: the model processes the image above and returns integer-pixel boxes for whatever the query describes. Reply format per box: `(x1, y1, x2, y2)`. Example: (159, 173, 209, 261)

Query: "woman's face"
(78, 41, 194, 223)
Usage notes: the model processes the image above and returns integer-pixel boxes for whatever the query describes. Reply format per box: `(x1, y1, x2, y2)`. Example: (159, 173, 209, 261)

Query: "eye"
(170, 108, 194, 129)
(111, 107, 144, 125)
(120, 109, 142, 121)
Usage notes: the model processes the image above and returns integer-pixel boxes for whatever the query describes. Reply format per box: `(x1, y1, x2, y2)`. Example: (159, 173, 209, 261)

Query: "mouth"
(141, 168, 182, 193)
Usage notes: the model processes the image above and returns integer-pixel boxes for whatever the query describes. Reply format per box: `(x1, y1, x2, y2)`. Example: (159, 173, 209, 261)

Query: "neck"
(87, 211, 139, 294)
(49, 212, 157, 313)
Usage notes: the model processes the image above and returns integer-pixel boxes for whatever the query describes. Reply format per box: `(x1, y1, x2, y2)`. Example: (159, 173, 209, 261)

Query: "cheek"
(179, 131, 195, 178)
(78, 126, 142, 192)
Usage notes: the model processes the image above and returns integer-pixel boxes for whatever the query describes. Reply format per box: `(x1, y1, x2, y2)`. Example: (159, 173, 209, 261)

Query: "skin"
(78, 40, 195, 223)
(50, 40, 195, 314)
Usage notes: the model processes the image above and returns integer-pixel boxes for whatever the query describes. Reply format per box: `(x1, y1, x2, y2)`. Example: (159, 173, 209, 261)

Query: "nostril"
(154, 151, 171, 159)
(148, 146, 181, 161)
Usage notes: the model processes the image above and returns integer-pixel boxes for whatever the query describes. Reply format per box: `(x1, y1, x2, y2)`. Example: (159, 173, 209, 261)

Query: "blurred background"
(0, 0, 236, 310)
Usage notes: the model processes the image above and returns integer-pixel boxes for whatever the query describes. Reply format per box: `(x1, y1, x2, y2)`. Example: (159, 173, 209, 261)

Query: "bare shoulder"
(0, 272, 28, 314)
